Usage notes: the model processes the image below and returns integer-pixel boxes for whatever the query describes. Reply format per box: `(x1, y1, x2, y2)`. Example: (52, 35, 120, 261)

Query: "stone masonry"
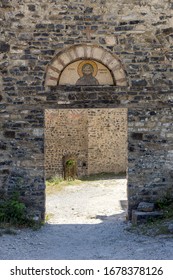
(0, 0, 173, 220)
(45, 109, 88, 179)
(45, 108, 127, 179)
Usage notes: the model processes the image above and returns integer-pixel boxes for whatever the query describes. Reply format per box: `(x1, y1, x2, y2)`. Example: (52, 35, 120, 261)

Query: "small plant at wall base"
(0, 193, 37, 227)
(64, 159, 77, 180)
(155, 196, 173, 219)
(155, 190, 173, 216)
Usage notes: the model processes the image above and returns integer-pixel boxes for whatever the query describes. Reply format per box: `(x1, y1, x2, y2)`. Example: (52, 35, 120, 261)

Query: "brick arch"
(45, 44, 127, 87)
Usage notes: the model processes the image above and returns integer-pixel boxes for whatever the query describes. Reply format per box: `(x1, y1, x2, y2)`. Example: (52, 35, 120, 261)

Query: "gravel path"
(0, 178, 173, 260)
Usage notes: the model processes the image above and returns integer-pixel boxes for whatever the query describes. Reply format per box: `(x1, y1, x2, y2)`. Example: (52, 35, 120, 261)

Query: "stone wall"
(0, 0, 173, 220)
(87, 108, 127, 175)
(1, 86, 172, 220)
(45, 108, 127, 179)
(45, 109, 88, 179)
(1, 0, 172, 88)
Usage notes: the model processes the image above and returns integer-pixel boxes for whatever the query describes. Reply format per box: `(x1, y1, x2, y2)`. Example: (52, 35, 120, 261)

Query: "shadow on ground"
(79, 173, 126, 181)
(1, 208, 173, 260)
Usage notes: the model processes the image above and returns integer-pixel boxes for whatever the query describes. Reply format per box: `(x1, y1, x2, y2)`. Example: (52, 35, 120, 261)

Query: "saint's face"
(82, 64, 94, 76)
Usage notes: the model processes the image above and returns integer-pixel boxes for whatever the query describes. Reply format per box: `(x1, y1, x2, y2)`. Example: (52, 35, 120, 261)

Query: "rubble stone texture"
(0, 0, 173, 220)
(45, 108, 127, 179)
(137, 202, 155, 212)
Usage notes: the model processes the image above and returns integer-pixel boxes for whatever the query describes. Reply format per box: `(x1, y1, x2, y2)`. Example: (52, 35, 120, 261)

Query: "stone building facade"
(0, 0, 173, 220)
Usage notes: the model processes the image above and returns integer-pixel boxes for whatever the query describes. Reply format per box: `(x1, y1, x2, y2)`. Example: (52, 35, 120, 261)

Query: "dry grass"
(46, 172, 126, 195)
(46, 176, 82, 195)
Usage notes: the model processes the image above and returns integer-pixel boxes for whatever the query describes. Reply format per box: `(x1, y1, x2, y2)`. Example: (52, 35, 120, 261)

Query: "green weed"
(0, 193, 38, 228)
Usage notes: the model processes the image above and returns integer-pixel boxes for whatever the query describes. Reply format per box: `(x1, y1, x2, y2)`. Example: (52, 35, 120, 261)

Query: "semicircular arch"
(45, 44, 127, 87)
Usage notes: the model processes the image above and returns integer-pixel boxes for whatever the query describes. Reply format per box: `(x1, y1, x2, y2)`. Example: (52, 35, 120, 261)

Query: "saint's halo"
(77, 60, 98, 77)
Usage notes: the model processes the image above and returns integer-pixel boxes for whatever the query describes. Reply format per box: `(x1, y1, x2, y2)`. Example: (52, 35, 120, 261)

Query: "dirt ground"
(46, 177, 128, 225)
(0, 177, 173, 260)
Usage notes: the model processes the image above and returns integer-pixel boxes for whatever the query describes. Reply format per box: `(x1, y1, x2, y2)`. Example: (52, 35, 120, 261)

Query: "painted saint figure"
(76, 63, 99, 86)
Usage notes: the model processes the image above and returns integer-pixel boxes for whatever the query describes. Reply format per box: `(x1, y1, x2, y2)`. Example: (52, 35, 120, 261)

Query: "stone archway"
(45, 44, 127, 87)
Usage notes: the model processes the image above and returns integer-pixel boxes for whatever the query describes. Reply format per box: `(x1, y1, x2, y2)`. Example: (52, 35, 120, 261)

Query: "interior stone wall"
(87, 108, 127, 175)
(45, 108, 127, 179)
(45, 109, 88, 179)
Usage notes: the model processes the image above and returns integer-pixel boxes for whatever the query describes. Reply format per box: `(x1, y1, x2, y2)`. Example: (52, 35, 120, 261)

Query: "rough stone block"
(45, 78, 57, 87)
(33, 128, 44, 137)
(131, 132, 143, 140)
(75, 46, 85, 58)
(68, 49, 78, 60)
(58, 53, 71, 66)
(168, 224, 173, 233)
(169, 170, 173, 178)
(92, 47, 105, 61)
(137, 202, 155, 212)
(4, 131, 15, 138)
(108, 59, 120, 70)
(132, 210, 163, 225)
(113, 68, 126, 80)
(52, 60, 64, 71)
(0, 0, 11, 8)
(0, 42, 10, 53)
(102, 53, 114, 65)
(46, 68, 59, 78)
(131, 79, 147, 87)
(85, 46, 92, 58)
(0, 141, 7, 150)
(116, 79, 128, 86)
(105, 35, 117, 46)
(28, 5, 36, 12)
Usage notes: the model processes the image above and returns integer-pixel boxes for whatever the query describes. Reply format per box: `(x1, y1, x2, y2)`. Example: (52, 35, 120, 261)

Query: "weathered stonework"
(45, 109, 88, 179)
(87, 108, 127, 175)
(45, 45, 126, 86)
(45, 108, 127, 179)
(0, 0, 173, 220)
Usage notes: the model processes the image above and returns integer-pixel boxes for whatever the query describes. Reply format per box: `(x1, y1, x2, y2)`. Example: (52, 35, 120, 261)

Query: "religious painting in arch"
(59, 60, 114, 86)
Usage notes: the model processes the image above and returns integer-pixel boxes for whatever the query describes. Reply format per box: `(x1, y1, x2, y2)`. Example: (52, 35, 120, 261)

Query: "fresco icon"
(58, 59, 114, 85)
(76, 60, 99, 86)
